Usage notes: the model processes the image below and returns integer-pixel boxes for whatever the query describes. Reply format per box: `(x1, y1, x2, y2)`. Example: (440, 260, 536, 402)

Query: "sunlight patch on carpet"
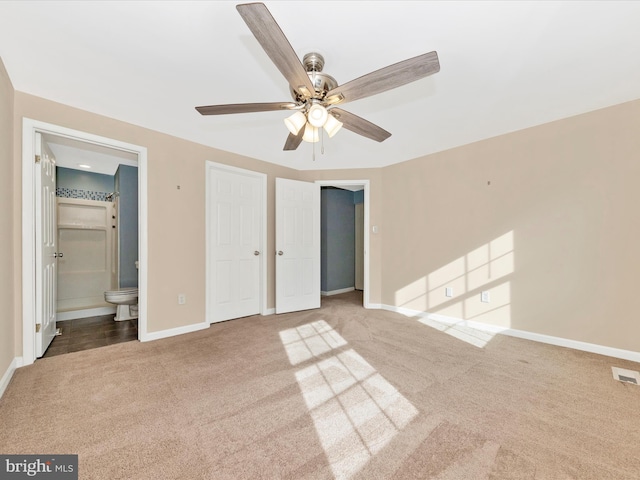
(282, 322, 418, 479)
(416, 316, 498, 349)
(279, 320, 348, 365)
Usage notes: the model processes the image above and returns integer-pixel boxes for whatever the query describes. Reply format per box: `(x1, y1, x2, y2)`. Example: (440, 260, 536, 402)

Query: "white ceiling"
(43, 134, 138, 176)
(2, 1, 639, 171)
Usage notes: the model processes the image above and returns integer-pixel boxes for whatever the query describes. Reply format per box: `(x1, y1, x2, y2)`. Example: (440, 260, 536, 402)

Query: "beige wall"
(12, 92, 301, 351)
(381, 99, 640, 352)
(6, 78, 639, 363)
(0, 59, 14, 375)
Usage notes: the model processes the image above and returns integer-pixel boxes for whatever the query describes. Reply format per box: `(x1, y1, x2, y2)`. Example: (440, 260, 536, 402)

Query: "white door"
(35, 133, 57, 357)
(275, 178, 320, 314)
(208, 167, 263, 323)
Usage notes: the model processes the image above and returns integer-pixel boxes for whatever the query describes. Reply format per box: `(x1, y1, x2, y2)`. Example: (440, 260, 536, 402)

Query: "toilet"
(104, 288, 139, 321)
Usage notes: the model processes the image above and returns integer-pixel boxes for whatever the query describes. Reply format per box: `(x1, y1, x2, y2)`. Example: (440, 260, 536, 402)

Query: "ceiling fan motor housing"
(289, 52, 338, 103)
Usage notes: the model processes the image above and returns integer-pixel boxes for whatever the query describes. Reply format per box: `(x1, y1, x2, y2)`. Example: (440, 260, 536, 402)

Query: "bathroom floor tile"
(67, 338, 109, 352)
(104, 325, 135, 336)
(43, 344, 70, 357)
(71, 327, 107, 339)
(102, 321, 134, 332)
(105, 333, 137, 345)
(71, 316, 108, 327)
(42, 316, 138, 358)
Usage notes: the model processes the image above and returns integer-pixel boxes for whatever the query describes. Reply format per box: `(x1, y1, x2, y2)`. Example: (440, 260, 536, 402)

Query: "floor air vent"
(612, 367, 640, 385)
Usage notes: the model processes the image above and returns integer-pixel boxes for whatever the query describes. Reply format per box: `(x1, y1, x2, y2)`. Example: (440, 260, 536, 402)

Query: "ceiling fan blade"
(283, 128, 304, 151)
(195, 102, 297, 115)
(237, 3, 315, 98)
(330, 108, 391, 142)
(325, 51, 440, 105)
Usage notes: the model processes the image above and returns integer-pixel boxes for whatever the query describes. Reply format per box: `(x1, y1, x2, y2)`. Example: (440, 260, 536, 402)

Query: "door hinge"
(35, 154, 41, 164)
(35, 323, 41, 333)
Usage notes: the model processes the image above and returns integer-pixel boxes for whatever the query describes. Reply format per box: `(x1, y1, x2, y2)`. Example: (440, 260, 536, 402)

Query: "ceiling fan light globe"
(308, 104, 328, 128)
(323, 114, 343, 138)
(302, 124, 320, 143)
(284, 111, 306, 135)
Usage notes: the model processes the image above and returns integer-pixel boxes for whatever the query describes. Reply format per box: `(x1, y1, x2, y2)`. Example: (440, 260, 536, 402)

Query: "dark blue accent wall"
(321, 192, 329, 291)
(354, 189, 364, 204)
(321, 188, 355, 292)
(116, 165, 139, 288)
(56, 167, 114, 193)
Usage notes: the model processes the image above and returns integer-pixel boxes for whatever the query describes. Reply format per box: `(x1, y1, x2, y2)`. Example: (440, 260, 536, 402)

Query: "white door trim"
(22, 118, 148, 365)
(205, 161, 268, 321)
(315, 180, 371, 309)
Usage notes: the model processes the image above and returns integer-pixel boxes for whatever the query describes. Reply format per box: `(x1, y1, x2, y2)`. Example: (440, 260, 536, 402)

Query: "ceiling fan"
(196, 2, 440, 151)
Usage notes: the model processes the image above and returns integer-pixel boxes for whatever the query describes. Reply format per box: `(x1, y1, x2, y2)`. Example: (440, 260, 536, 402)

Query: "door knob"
(254, 251, 260, 256)
(277, 251, 284, 256)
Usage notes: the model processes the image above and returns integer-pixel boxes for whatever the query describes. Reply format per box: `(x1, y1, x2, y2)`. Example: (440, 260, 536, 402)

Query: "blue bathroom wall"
(321, 188, 355, 293)
(56, 167, 114, 201)
(321, 192, 329, 292)
(115, 165, 139, 288)
(354, 189, 364, 204)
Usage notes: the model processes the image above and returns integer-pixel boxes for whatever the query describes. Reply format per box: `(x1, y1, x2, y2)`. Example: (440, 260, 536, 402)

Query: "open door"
(35, 133, 57, 357)
(275, 178, 320, 314)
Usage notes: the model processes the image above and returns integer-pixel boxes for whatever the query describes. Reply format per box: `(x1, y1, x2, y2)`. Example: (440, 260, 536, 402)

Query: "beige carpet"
(1, 291, 639, 479)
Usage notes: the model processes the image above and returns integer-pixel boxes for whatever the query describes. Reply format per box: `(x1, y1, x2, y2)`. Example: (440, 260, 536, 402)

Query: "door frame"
(22, 118, 148, 365)
(315, 180, 371, 308)
(205, 161, 268, 322)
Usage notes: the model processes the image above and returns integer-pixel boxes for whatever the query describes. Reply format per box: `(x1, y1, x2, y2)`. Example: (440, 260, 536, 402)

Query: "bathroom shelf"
(58, 224, 108, 230)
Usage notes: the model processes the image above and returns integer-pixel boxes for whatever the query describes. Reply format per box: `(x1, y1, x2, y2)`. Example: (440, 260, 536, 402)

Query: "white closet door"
(208, 167, 262, 323)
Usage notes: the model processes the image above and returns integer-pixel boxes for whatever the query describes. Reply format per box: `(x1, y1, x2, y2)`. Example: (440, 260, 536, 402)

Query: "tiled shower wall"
(56, 187, 113, 202)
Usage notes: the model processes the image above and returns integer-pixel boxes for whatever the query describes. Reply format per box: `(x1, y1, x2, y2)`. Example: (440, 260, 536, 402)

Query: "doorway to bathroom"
(21, 119, 148, 365)
(43, 134, 139, 357)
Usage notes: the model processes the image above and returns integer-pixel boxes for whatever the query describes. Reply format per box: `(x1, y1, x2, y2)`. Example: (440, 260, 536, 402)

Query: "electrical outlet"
(445, 287, 453, 297)
(481, 291, 490, 303)
(178, 294, 186, 305)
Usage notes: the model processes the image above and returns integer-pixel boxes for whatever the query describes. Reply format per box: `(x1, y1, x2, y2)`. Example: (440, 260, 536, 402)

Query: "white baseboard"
(1, 357, 23, 400)
(321, 287, 355, 296)
(381, 304, 640, 363)
(57, 306, 116, 321)
(262, 308, 275, 316)
(140, 321, 208, 342)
